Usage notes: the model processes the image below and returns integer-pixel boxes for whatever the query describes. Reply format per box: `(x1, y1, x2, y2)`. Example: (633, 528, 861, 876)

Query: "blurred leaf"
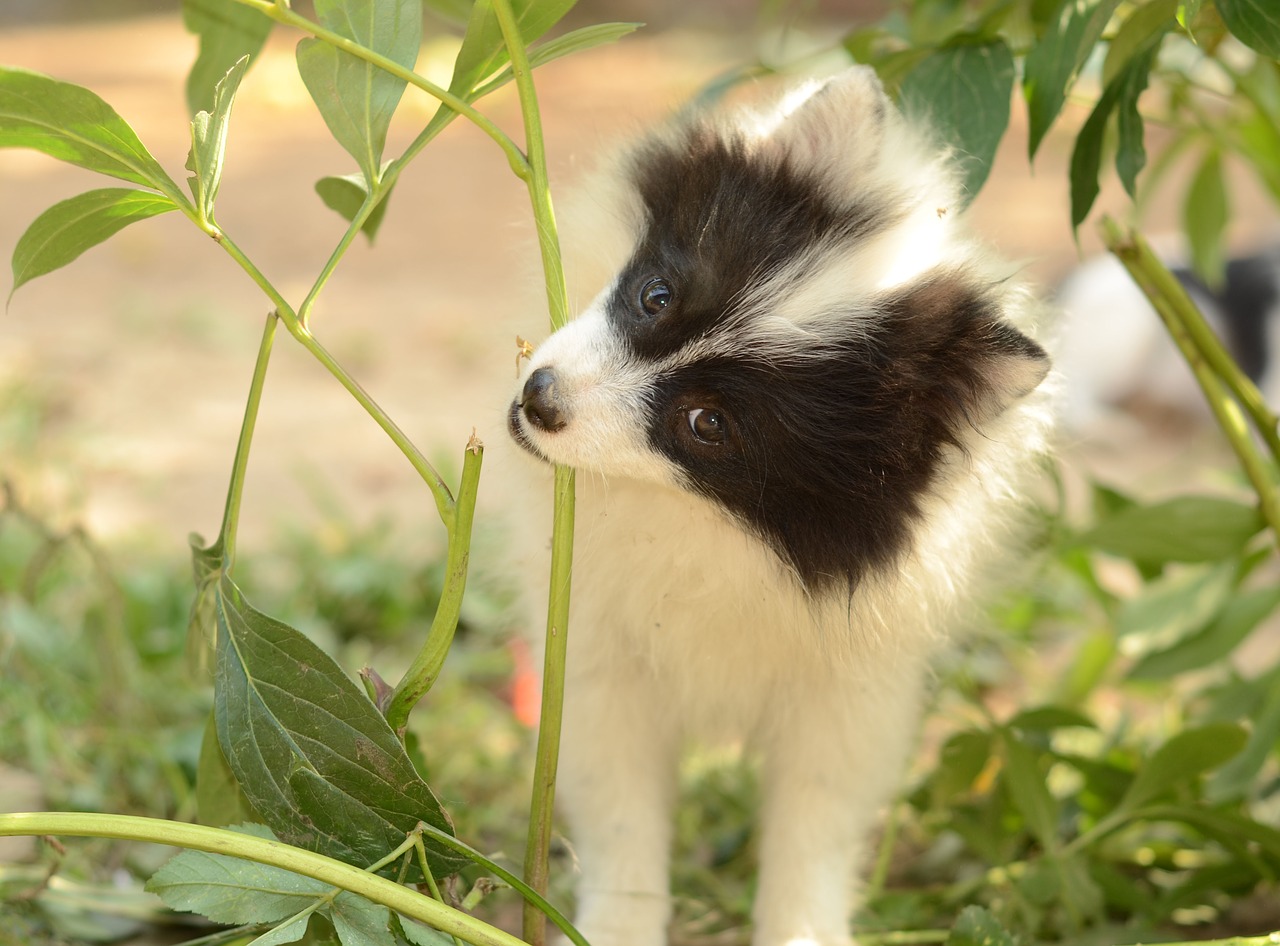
(1138, 803, 1280, 863)
(1001, 729, 1060, 851)
(1177, 0, 1203, 34)
(315, 174, 394, 242)
(1114, 562, 1236, 654)
(296, 0, 423, 185)
(900, 39, 1014, 204)
(1101, 0, 1176, 87)
(1206, 683, 1280, 802)
(1080, 496, 1263, 566)
(1114, 45, 1156, 199)
(197, 710, 260, 827)
(477, 21, 644, 95)
(1024, 0, 1122, 160)
(1184, 146, 1229, 288)
(930, 731, 993, 804)
(147, 824, 329, 924)
(1010, 706, 1097, 731)
(213, 573, 466, 880)
(424, 0, 474, 26)
(186, 55, 250, 223)
(10, 188, 177, 297)
(1128, 585, 1280, 679)
(0, 67, 177, 190)
(1217, 0, 1280, 57)
(448, 0, 576, 97)
(946, 905, 1017, 946)
(1069, 71, 1120, 232)
(183, 0, 272, 115)
(1118, 723, 1248, 813)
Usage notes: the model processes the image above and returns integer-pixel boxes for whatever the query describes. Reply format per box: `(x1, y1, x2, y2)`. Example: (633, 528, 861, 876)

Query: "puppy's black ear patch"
(879, 272, 1049, 439)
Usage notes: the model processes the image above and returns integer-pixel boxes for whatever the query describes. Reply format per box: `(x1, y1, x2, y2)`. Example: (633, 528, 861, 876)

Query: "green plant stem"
(858, 932, 950, 945)
(485, 2, 577, 941)
(1101, 217, 1280, 547)
(386, 436, 484, 731)
(0, 812, 525, 946)
(230, 0, 529, 179)
(218, 312, 278, 566)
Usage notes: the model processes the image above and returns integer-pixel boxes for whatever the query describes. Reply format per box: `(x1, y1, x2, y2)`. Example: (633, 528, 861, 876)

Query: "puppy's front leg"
(558, 668, 679, 946)
(751, 665, 927, 946)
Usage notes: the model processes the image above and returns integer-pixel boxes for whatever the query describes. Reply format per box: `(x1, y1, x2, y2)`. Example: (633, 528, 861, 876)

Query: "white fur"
(508, 68, 1056, 946)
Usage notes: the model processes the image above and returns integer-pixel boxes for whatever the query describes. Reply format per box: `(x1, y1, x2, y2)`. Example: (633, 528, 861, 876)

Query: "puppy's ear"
(752, 67, 892, 172)
(882, 273, 1051, 422)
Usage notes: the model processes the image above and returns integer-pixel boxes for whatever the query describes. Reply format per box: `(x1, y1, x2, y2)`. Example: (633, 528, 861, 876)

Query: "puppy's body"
(508, 69, 1055, 946)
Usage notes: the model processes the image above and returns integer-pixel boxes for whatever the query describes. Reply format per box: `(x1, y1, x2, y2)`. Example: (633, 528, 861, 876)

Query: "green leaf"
(1114, 561, 1236, 652)
(330, 894, 394, 946)
(448, 0, 576, 97)
(1128, 585, 1280, 679)
(196, 710, 260, 827)
(187, 55, 250, 223)
(0, 66, 178, 191)
(1101, 0, 1176, 88)
(1079, 495, 1264, 566)
(252, 915, 313, 946)
(1024, 0, 1122, 160)
(213, 573, 465, 880)
(296, 0, 423, 185)
(1177, 0, 1203, 33)
(1118, 723, 1248, 813)
(899, 39, 1015, 204)
(314, 174, 393, 242)
(1217, 0, 1280, 57)
(1009, 706, 1097, 731)
(183, 0, 273, 115)
(1207, 683, 1280, 802)
(147, 824, 330, 924)
(399, 918, 455, 946)
(10, 188, 177, 297)
(929, 731, 993, 805)
(1069, 71, 1122, 232)
(1001, 729, 1060, 851)
(475, 21, 644, 96)
(946, 905, 1017, 946)
(1114, 45, 1156, 199)
(1184, 145, 1229, 288)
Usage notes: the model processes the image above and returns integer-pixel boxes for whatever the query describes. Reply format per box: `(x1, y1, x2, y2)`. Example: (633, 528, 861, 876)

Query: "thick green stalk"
(1101, 217, 1280, 547)
(218, 312, 278, 566)
(386, 436, 484, 731)
(0, 813, 525, 946)
(487, 2, 576, 942)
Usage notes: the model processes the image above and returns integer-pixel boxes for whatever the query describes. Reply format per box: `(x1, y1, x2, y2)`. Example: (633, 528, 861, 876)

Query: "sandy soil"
(0, 12, 1275, 552)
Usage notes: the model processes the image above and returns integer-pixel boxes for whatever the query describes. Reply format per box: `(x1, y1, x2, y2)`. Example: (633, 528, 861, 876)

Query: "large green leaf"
(1184, 145, 1229, 288)
(1024, 0, 1122, 160)
(1218, 0, 1280, 57)
(186, 56, 250, 224)
(196, 710, 261, 827)
(1128, 585, 1280, 679)
(0, 67, 178, 191)
(1079, 495, 1263, 566)
(10, 188, 178, 297)
(296, 0, 423, 185)
(1114, 561, 1236, 651)
(899, 39, 1014, 204)
(314, 173, 394, 242)
(1114, 45, 1156, 199)
(1118, 723, 1248, 814)
(183, 0, 273, 115)
(447, 0, 577, 97)
(213, 572, 466, 880)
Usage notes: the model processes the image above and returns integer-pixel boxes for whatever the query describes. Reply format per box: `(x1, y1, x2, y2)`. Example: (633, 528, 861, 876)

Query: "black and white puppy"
(507, 68, 1056, 946)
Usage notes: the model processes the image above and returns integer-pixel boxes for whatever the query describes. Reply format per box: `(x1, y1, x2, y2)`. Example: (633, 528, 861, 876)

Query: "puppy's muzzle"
(519, 366, 568, 432)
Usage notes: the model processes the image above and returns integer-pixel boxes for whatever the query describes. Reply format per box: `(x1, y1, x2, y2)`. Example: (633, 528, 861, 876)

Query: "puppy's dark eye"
(686, 408, 727, 445)
(639, 278, 673, 316)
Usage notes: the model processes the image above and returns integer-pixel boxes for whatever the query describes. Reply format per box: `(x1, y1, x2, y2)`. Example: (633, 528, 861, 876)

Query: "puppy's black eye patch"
(639, 278, 674, 316)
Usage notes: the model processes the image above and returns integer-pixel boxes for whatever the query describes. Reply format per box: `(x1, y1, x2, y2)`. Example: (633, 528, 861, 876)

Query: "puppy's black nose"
(521, 366, 567, 432)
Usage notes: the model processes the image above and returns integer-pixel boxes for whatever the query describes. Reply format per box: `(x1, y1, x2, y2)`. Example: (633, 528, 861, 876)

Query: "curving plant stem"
(1101, 216, 1280, 548)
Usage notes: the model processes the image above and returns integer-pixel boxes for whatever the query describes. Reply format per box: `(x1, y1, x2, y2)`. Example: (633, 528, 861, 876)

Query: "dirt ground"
(0, 11, 1277, 553)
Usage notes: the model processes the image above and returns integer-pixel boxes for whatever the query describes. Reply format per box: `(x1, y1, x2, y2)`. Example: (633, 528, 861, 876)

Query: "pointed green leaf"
(187, 55, 250, 223)
(296, 0, 423, 185)
(1184, 146, 1229, 288)
(1080, 495, 1263, 566)
(1177, 0, 1203, 33)
(1001, 730, 1060, 851)
(314, 174, 393, 242)
(330, 893, 395, 946)
(213, 573, 465, 880)
(448, 0, 576, 97)
(1068, 72, 1121, 231)
(252, 915, 313, 946)
(1128, 585, 1280, 679)
(1101, 0, 1176, 88)
(1207, 684, 1280, 802)
(474, 21, 644, 98)
(147, 823, 330, 924)
(1118, 723, 1248, 813)
(1024, 0, 1122, 160)
(197, 710, 261, 827)
(1114, 46, 1156, 199)
(900, 39, 1014, 204)
(10, 188, 177, 297)
(399, 918, 455, 946)
(0, 67, 178, 191)
(183, 0, 273, 115)
(1218, 0, 1280, 57)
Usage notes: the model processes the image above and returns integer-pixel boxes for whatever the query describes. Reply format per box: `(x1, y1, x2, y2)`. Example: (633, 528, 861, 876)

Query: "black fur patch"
(606, 127, 888, 358)
(645, 272, 1048, 593)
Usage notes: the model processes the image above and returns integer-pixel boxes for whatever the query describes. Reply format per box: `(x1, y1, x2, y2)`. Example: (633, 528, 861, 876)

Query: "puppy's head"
(509, 68, 1050, 593)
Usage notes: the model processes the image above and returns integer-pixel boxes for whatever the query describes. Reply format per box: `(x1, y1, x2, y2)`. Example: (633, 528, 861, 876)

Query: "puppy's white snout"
(520, 366, 568, 432)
